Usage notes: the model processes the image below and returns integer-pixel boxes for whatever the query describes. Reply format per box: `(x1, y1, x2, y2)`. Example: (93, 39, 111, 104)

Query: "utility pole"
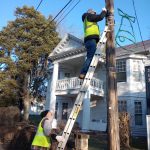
(105, 0, 120, 149)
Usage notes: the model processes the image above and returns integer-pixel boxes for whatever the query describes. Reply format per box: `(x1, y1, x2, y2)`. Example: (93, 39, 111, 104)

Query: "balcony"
(56, 77, 104, 96)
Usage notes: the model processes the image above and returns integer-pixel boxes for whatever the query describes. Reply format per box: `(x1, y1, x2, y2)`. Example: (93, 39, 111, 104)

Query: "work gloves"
(56, 135, 65, 142)
(102, 7, 112, 17)
(102, 7, 107, 12)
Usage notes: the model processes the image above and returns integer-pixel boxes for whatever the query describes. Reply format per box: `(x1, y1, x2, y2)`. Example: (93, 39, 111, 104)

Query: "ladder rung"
(95, 53, 100, 56)
(64, 132, 70, 135)
(100, 42, 106, 44)
(90, 66, 96, 68)
(85, 78, 91, 80)
(80, 90, 86, 92)
(69, 117, 75, 120)
(75, 104, 81, 106)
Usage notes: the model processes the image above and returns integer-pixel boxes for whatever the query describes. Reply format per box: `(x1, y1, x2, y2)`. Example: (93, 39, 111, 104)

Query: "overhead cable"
(56, 0, 81, 26)
(132, 0, 147, 55)
(51, 0, 74, 23)
(40, 0, 75, 32)
(55, 0, 75, 22)
(36, 0, 44, 10)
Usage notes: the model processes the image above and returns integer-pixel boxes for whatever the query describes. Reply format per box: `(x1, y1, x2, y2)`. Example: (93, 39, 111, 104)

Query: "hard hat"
(87, 9, 96, 14)
(52, 119, 57, 129)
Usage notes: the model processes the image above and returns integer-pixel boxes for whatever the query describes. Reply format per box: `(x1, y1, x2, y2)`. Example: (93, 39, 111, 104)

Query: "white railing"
(56, 77, 103, 91)
(56, 77, 81, 90)
(90, 78, 103, 90)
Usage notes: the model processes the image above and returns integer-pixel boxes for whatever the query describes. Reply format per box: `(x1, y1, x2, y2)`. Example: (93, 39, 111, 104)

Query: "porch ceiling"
(60, 56, 85, 68)
(91, 94, 104, 101)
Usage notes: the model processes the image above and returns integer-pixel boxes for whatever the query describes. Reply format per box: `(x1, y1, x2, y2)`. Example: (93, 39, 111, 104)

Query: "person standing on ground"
(79, 8, 107, 79)
(31, 110, 64, 150)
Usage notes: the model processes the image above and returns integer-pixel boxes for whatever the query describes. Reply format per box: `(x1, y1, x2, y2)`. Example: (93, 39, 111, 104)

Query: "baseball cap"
(87, 9, 96, 14)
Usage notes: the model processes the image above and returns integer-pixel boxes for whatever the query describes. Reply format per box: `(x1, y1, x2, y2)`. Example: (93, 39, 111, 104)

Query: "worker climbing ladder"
(57, 26, 109, 150)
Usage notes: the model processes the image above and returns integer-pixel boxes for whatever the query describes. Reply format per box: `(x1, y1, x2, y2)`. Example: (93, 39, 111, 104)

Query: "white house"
(45, 33, 107, 132)
(115, 40, 150, 136)
(31, 32, 150, 136)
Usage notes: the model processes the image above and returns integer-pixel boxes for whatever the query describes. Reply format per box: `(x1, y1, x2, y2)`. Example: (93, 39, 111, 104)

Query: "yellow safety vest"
(32, 118, 51, 148)
(84, 17, 100, 38)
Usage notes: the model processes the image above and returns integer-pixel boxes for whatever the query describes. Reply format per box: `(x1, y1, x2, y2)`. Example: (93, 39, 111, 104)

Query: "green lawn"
(130, 136, 147, 150)
(89, 133, 147, 150)
(89, 133, 107, 150)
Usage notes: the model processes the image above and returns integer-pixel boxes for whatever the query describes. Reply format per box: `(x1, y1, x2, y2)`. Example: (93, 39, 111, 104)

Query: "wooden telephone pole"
(105, 0, 120, 149)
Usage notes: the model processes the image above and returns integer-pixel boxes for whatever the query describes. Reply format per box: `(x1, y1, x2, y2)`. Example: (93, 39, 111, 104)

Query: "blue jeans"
(80, 39, 97, 75)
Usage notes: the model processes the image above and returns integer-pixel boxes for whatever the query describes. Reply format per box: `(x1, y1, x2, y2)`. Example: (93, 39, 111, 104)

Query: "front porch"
(55, 77, 104, 96)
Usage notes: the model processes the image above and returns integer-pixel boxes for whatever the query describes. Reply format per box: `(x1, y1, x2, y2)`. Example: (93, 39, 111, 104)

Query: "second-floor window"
(116, 59, 126, 82)
(133, 60, 141, 82)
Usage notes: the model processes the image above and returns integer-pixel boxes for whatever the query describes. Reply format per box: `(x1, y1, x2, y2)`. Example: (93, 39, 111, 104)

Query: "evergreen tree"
(0, 6, 60, 120)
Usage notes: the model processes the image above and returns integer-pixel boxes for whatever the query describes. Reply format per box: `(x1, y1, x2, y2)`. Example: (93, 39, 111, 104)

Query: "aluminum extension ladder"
(57, 26, 108, 150)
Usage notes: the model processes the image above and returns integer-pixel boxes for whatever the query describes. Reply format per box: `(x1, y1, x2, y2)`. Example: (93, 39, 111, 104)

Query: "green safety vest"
(32, 118, 51, 148)
(84, 17, 100, 38)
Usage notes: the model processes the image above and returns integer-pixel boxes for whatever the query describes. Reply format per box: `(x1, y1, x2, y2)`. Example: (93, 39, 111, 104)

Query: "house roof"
(49, 32, 150, 62)
(116, 39, 150, 57)
(49, 33, 84, 61)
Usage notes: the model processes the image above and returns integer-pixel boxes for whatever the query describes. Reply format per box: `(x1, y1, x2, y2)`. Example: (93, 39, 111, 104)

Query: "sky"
(0, 0, 150, 46)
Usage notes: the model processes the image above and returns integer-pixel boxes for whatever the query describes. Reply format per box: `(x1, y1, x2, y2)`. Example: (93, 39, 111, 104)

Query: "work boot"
(79, 74, 85, 79)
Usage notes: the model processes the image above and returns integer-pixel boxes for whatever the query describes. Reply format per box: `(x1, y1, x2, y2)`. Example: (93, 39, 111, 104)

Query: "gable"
(49, 33, 84, 57)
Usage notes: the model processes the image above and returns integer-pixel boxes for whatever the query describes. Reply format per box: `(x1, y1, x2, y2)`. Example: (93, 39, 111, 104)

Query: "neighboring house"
(30, 32, 150, 136)
(116, 40, 150, 136)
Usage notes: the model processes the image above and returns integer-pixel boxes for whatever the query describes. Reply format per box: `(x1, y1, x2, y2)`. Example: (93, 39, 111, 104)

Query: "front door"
(55, 100, 72, 121)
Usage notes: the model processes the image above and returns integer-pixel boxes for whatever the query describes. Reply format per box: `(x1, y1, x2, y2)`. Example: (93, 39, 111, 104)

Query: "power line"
(55, 0, 75, 22)
(18, 0, 77, 46)
(132, 0, 147, 55)
(39, 0, 75, 33)
(36, 0, 44, 10)
(51, 0, 74, 23)
(56, 0, 81, 26)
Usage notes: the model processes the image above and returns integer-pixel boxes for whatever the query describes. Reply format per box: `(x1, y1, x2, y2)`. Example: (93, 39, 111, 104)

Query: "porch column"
(45, 74, 52, 110)
(82, 90, 90, 131)
(49, 62, 59, 112)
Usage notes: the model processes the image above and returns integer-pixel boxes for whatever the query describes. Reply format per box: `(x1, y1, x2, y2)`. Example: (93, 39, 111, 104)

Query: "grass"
(88, 133, 108, 150)
(130, 136, 147, 150)
(88, 133, 147, 150)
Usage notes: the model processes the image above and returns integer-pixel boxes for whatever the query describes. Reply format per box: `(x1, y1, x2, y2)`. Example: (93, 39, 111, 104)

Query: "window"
(134, 101, 143, 125)
(55, 102, 58, 119)
(64, 73, 70, 78)
(133, 60, 141, 82)
(118, 100, 127, 112)
(62, 103, 68, 120)
(116, 59, 126, 82)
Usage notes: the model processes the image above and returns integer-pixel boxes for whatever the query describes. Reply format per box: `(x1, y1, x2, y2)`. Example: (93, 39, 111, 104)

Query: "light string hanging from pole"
(115, 8, 136, 52)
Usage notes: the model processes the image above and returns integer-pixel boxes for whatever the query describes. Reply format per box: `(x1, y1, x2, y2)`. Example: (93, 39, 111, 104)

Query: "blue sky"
(0, 0, 150, 46)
